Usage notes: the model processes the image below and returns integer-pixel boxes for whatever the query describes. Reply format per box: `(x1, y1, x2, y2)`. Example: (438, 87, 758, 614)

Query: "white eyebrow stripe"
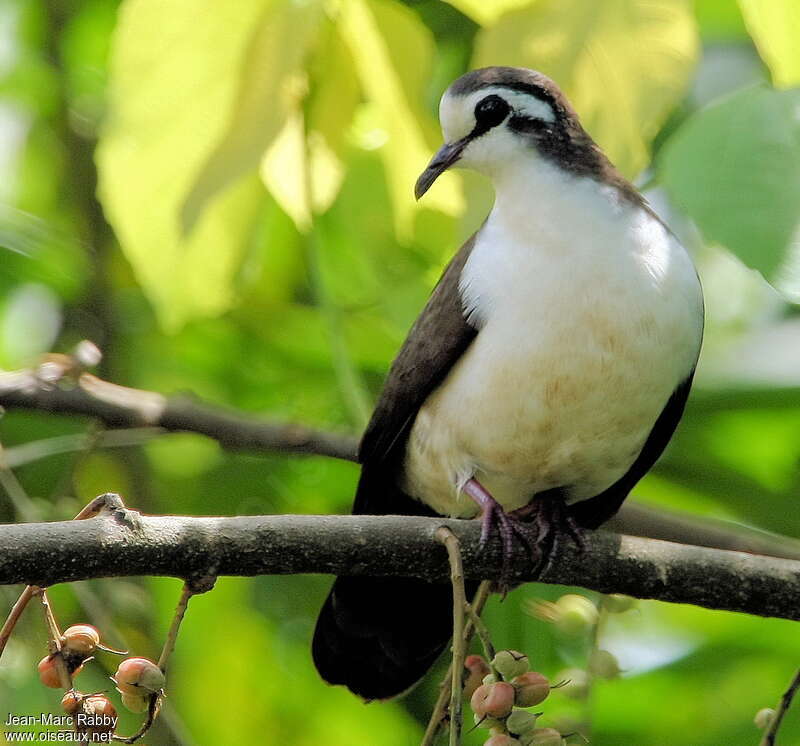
(439, 85, 557, 143)
(479, 87, 557, 123)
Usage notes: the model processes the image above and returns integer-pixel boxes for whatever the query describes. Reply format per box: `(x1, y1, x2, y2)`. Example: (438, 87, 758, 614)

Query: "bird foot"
(462, 479, 586, 591)
(509, 490, 587, 577)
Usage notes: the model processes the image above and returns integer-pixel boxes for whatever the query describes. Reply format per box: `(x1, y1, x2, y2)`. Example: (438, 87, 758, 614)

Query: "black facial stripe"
(508, 114, 552, 135)
(492, 82, 557, 108)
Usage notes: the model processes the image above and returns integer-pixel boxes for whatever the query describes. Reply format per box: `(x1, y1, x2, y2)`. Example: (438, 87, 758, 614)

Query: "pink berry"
(471, 681, 515, 719)
(61, 625, 100, 657)
(512, 671, 550, 707)
(38, 656, 67, 688)
(114, 657, 165, 694)
(464, 655, 492, 700)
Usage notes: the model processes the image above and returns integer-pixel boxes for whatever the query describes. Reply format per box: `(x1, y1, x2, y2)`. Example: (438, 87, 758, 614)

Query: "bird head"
(415, 66, 598, 199)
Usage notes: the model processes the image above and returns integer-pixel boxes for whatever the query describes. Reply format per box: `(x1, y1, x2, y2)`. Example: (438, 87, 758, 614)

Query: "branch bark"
(4, 367, 800, 564)
(1, 506, 798, 621)
(0, 369, 357, 461)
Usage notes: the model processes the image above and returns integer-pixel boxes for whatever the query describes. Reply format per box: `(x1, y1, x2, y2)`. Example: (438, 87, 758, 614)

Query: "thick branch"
(0, 510, 798, 621)
(4, 367, 800, 563)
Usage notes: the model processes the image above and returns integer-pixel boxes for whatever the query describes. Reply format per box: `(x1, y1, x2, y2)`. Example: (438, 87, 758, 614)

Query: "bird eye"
(474, 95, 510, 129)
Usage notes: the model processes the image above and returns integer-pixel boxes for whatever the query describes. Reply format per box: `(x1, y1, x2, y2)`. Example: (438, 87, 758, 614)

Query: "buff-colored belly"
(402, 307, 695, 518)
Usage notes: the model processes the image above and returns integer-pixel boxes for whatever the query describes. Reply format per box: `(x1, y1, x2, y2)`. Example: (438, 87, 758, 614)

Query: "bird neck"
(488, 155, 634, 241)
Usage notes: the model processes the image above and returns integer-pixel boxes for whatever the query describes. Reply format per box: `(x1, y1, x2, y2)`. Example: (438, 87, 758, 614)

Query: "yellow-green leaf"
(97, 0, 273, 329)
(739, 0, 800, 88)
(181, 0, 324, 233)
(259, 25, 358, 231)
(443, 0, 533, 26)
(339, 0, 463, 240)
(474, 0, 699, 177)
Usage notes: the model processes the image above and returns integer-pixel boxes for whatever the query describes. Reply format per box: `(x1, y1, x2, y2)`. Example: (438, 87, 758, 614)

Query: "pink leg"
(462, 477, 520, 585)
(462, 479, 586, 586)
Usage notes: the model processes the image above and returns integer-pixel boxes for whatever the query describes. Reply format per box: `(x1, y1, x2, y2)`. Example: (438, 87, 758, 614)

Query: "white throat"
(460, 157, 650, 328)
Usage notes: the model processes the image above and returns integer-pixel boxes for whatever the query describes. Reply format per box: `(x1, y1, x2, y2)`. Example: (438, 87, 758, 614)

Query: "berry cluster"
(466, 649, 565, 746)
(36, 622, 164, 741)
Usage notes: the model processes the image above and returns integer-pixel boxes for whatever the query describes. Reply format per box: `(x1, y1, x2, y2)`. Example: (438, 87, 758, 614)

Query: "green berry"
(492, 650, 530, 679)
(506, 709, 539, 736)
(554, 594, 598, 636)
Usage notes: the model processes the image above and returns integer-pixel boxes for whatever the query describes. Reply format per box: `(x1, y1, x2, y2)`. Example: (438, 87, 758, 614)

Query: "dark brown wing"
(353, 233, 479, 515)
(313, 237, 481, 698)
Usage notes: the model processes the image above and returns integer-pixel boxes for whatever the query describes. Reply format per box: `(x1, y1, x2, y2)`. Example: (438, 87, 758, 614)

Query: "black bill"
(414, 138, 469, 200)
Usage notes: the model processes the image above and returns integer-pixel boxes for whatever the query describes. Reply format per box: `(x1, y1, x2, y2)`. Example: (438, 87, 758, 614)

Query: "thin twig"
(422, 581, 493, 746)
(0, 584, 35, 657)
(464, 602, 499, 678)
(38, 588, 72, 690)
(3, 428, 163, 468)
(436, 527, 467, 746)
(760, 668, 800, 746)
(158, 584, 194, 672)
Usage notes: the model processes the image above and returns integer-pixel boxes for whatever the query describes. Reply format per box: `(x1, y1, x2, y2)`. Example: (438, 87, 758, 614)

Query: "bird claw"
(463, 479, 586, 590)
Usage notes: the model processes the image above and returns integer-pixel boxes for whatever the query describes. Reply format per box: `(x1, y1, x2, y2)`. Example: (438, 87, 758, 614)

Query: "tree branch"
(1, 506, 799, 621)
(3, 366, 800, 563)
(0, 369, 357, 461)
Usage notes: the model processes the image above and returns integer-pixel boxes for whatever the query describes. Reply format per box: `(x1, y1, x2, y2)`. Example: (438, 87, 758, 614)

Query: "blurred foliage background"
(1, 0, 800, 743)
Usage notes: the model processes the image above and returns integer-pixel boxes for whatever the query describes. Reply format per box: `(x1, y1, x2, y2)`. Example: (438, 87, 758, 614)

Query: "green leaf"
(97, 0, 273, 329)
(695, 0, 748, 40)
(259, 26, 359, 232)
(338, 0, 463, 240)
(181, 0, 324, 233)
(659, 86, 800, 297)
(739, 0, 800, 88)
(443, 0, 532, 26)
(473, 0, 699, 178)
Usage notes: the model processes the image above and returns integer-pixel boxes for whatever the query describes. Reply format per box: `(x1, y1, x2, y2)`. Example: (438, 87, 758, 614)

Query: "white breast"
(402, 164, 703, 518)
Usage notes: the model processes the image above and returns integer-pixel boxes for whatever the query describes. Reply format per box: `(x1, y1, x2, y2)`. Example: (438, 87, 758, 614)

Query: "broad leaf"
(739, 0, 800, 88)
(659, 86, 800, 299)
(473, 0, 699, 178)
(338, 0, 462, 239)
(97, 0, 273, 329)
(443, 0, 533, 26)
(260, 25, 359, 231)
(181, 0, 324, 233)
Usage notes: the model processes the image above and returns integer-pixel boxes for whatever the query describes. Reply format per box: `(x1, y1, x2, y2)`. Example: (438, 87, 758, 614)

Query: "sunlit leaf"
(338, 0, 462, 240)
(473, 0, 699, 177)
(694, 0, 748, 40)
(659, 86, 800, 297)
(181, 0, 324, 233)
(260, 109, 312, 231)
(443, 0, 532, 26)
(97, 0, 272, 329)
(739, 0, 800, 88)
(259, 32, 354, 232)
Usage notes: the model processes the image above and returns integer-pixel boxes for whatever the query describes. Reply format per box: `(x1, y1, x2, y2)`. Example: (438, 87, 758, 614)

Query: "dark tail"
(312, 575, 455, 700)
